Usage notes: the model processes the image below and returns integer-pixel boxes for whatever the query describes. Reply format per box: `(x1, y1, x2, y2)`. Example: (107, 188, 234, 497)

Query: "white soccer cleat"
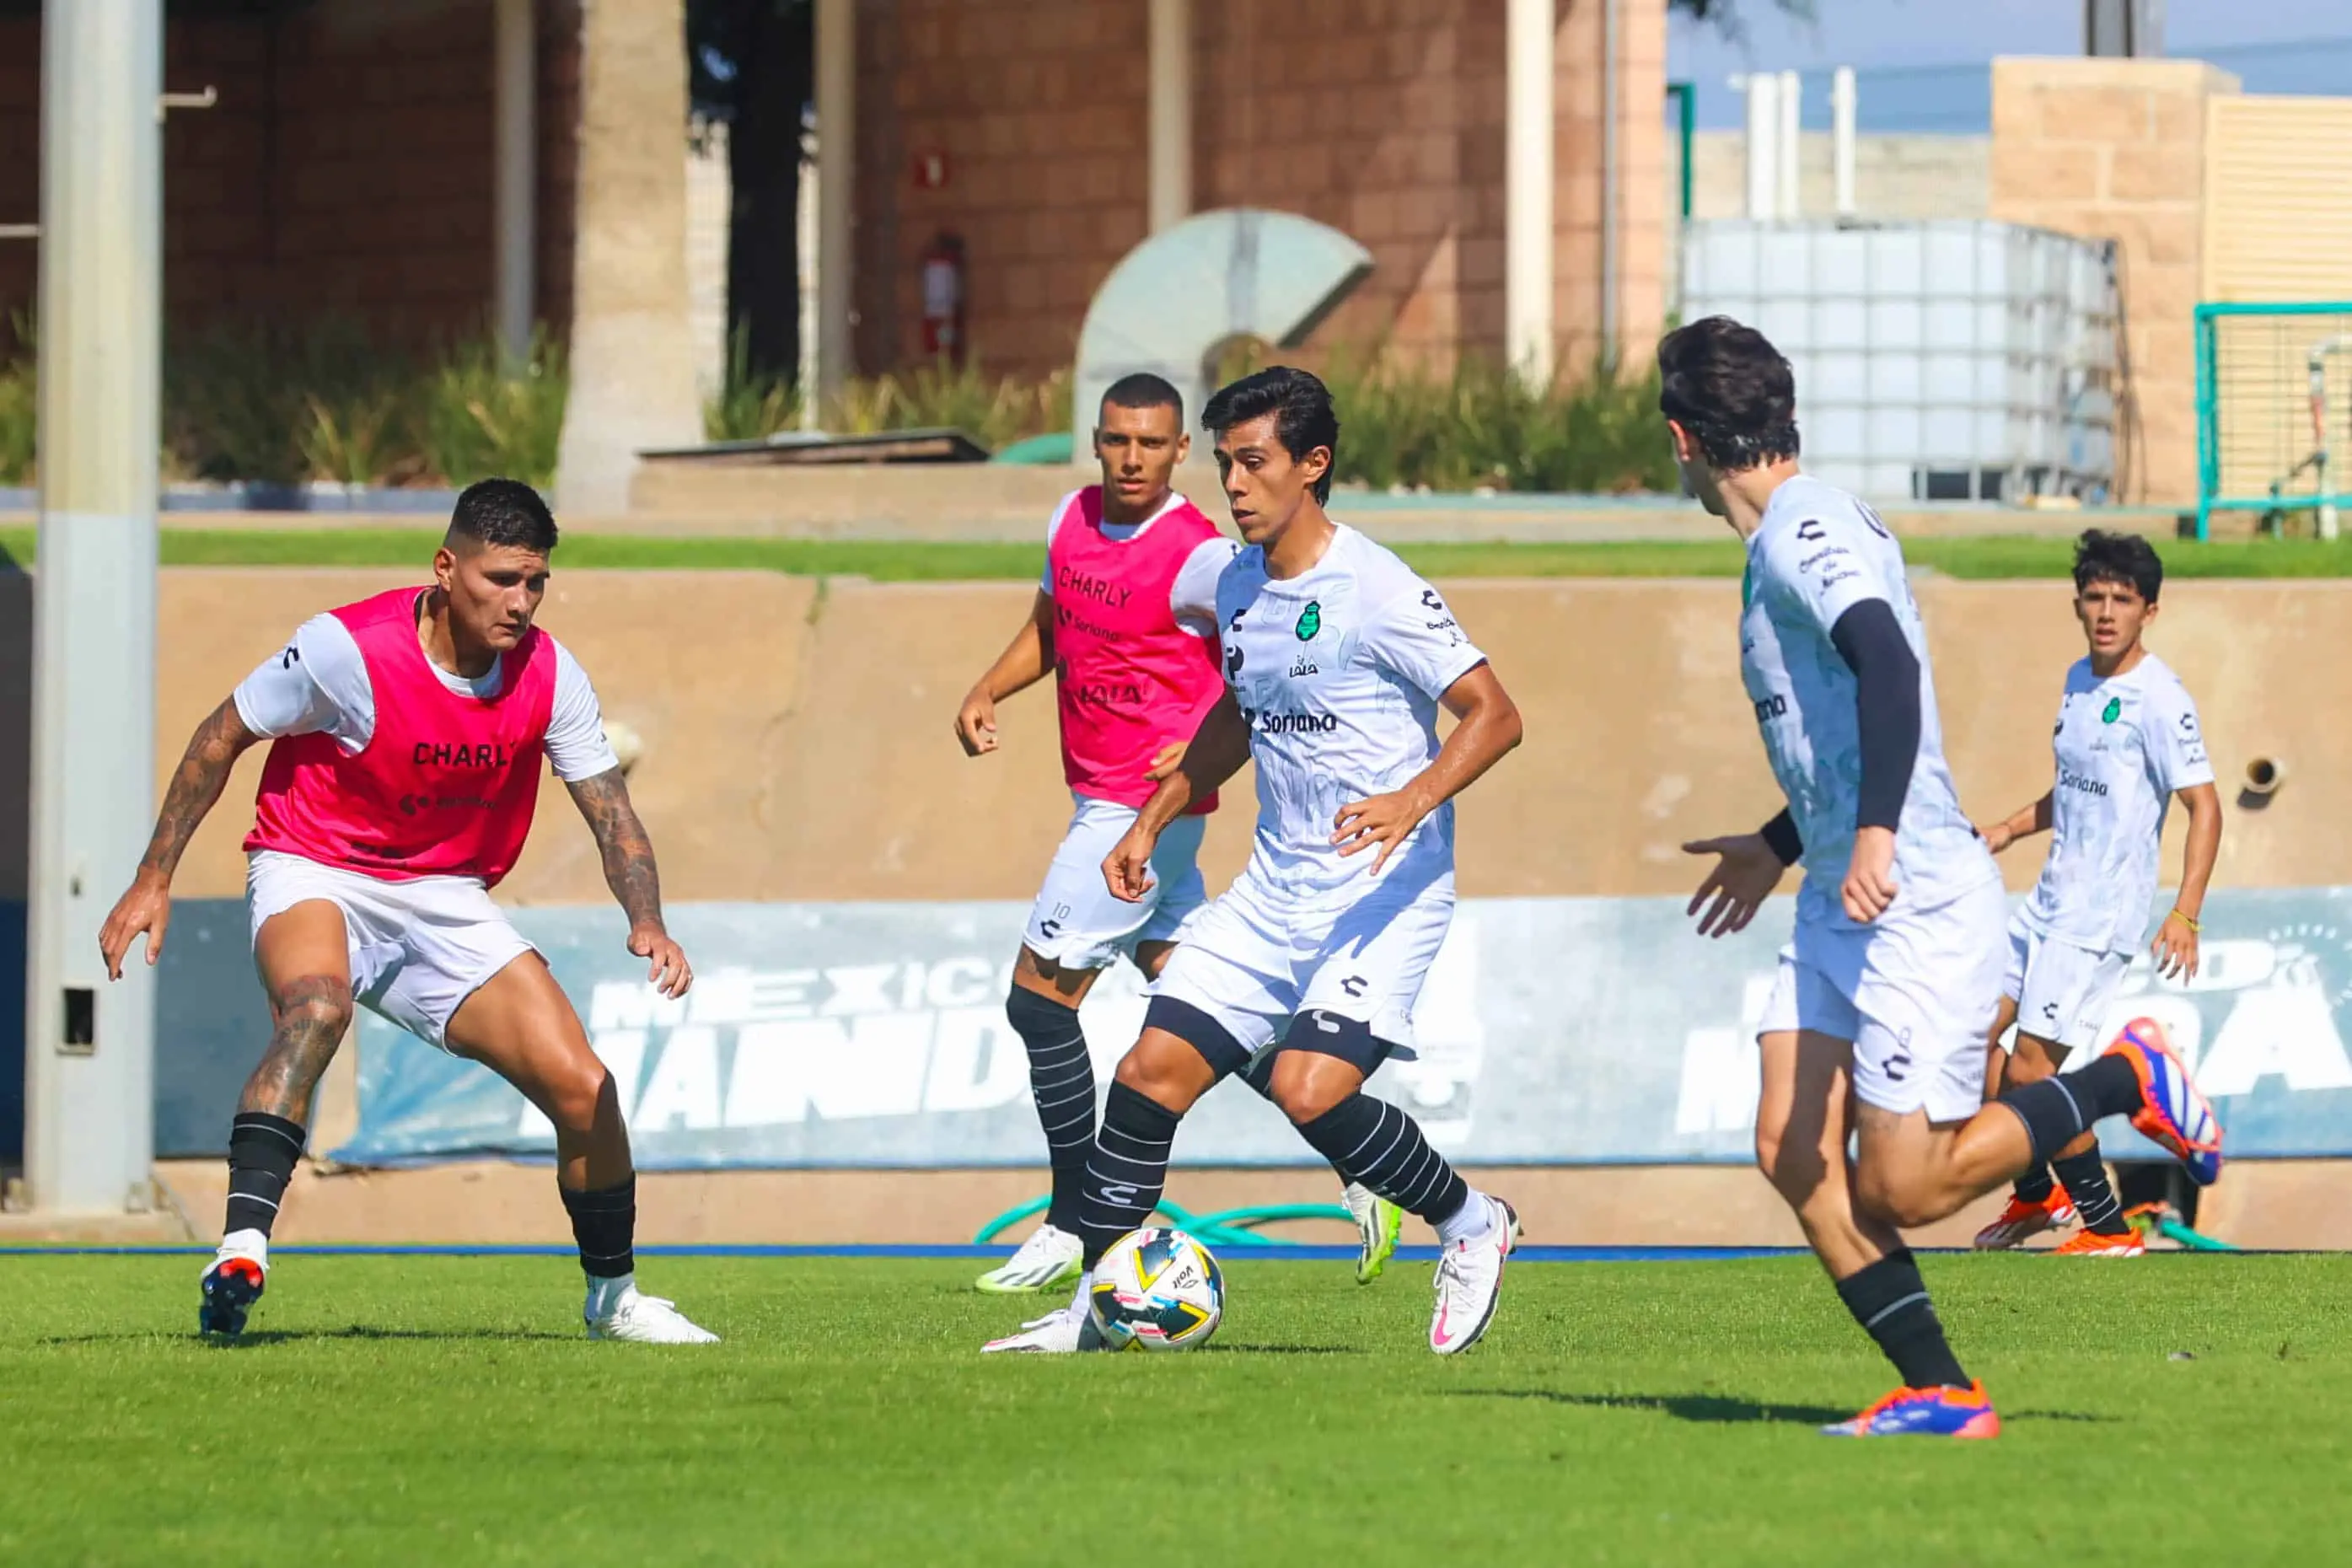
(584, 1281, 720, 1344)
(1428, 1196, 1516, 1356)
(981, 1299, 1106, 1355)
(975, 1222, 1085, 1294)
(1341, 1182, 1404, 1285)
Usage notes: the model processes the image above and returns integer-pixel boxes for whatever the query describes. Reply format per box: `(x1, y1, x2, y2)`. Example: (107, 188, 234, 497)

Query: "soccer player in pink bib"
(955, 375, 1399, 1296)
(98, 481, 716, 1345)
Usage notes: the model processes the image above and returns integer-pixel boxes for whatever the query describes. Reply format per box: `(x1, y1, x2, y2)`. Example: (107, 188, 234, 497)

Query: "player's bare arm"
(1977, 790, 2054, 855)
(99, 697, 263, 978)
(2154, 780, 2223, 980)
(567, 766, 691, 999)
(1330, 663, 1522, 873)
(954, 590, 1055, 756)
(1682, 808, 1796, 938)
(1104, 690, 1252, 902)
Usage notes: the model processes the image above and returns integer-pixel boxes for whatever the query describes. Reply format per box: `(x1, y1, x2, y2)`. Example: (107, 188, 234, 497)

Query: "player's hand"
(99, 871, 173, 980)
(1104, 824, 1160, 904)
(953, 687, 999, 757)
(630, 925, 692, 999)
(1978, 820, 2015, 854)
(1331, 787, 1433, 876)
(1682, 834, 1783, 937)
(2152, 910, 2201, 981)
(1144, 739, 1187, 783)
(1841, 825, 1900, 923)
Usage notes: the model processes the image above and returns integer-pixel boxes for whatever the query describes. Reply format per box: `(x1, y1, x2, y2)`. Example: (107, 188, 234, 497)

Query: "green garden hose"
(973, 1195, 1354, 1252)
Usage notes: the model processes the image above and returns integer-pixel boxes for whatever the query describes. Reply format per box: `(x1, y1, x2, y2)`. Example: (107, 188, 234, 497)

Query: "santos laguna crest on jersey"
(1215, 525, 1486, 890)
(2021, 653, 2214, 951)
(1737, 475, 1995, 924)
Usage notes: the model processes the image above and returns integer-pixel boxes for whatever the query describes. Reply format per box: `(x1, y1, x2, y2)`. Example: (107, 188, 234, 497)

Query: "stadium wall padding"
(12, 565, 2351, 1157)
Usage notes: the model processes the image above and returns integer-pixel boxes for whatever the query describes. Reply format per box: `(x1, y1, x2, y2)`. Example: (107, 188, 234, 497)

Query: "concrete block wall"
(1989, 56, 2241, 506)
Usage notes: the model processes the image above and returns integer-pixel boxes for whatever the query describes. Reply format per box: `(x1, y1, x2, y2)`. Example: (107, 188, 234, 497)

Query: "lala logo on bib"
(1295, 600, 1322, 641)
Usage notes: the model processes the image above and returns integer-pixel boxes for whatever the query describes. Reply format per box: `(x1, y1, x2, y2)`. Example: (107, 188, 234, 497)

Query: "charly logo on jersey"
(1294, 600, 1322, 640)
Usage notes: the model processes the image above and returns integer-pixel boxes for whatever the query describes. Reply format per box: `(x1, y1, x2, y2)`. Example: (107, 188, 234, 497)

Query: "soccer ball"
(1087, 1227, 1223, 1352)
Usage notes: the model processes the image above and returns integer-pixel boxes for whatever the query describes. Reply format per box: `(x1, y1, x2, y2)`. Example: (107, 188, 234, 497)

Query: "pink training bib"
(245, 587, 557, 887)
(1047, 487, 1227, 814)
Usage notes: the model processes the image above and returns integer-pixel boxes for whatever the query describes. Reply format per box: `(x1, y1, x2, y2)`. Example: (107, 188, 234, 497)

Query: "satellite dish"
(1070, 208, 1374, 459)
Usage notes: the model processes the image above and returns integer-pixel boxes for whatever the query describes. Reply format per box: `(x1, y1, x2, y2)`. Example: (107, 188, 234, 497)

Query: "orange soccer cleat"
(1973, 1186, 2077, 1250)
(2051, 1226, 2146, 1258)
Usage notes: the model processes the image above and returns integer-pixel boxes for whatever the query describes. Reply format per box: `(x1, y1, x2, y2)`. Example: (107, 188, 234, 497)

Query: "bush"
(706, 346, 1074, 454)
(1316, 351, 1676, 495)
(415, 331, 567, 490)
(0, 325, 32, 486)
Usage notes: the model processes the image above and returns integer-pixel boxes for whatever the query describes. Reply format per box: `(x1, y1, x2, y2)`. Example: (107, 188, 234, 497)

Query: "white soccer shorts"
(1022, 793, 1210, 971)
(2000, 916, 2132, 1056)
(1149, 852, 1455, 1060)
(246, 850, 537, 1049)
(1758, 876, 2008, 1123)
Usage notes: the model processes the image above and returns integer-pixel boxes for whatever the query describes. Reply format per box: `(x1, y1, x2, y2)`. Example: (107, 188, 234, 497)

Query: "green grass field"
(13, 525, 2352, 580)
(2, 1252, 2346, 1565)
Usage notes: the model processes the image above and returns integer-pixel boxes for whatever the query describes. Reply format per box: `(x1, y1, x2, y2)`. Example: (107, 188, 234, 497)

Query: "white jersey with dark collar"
(1216, 524, 1487, 894)
(1738, 474, 1995, 926)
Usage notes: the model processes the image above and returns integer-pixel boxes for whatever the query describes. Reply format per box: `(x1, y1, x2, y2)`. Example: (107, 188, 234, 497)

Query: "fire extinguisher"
(921, 231, 968, 362)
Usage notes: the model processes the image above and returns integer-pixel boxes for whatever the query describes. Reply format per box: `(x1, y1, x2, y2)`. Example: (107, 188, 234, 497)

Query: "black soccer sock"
(1007, 986, 1096, 1234)
(2012, 1163, 2056, 1205)
(1077, 1082, 1181, 1268)
(1834, 1248, 1970, 1390)
(1994, 1055, 2142, 1167)
(2052, 1148, 2129, 1234)
(561, 1177, 636, 1280)
(223, 1112, 307, 1238)
(1292, 1093, 1469, 1226)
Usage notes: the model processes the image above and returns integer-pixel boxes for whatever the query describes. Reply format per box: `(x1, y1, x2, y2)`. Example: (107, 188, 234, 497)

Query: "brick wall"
(856, 0, 1667, 385)
(0, 1, 581, 360)
(1990, 56, 2240, 506)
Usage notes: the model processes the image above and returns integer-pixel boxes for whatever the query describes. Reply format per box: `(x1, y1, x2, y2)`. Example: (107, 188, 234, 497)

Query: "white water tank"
(1679, 218, 2118, 502)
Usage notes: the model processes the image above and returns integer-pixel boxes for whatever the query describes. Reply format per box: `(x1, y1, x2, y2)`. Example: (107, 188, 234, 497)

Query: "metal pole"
(1832, 67, 1857, 218)
(24, 0, 162, 1216)
(814, 0, 856, 403)
(1598, 0, 1619, 371)
(1505, 0, 1554, 385)
(1776, 69, 1801, 221)
(1146, 0, 1191, 235)
(492, 0, 538, 366)
(1743, 73, 1777, 221)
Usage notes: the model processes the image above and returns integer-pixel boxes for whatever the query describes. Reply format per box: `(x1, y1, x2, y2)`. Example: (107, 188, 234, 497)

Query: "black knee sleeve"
(561, 1176, 636, 1280)
(224, 1112, 306, 1239)
(1007, 985, 1095, 1232)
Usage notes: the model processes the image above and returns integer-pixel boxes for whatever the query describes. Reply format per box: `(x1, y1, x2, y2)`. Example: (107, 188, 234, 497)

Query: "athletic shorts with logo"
(2000, 913, 2130, 1055)
(1759, 876, 2007, 1122)
(1023, 793, 1208, 970)
(1150, 846, 1453, 1062)
(247, 850, 536, 1049)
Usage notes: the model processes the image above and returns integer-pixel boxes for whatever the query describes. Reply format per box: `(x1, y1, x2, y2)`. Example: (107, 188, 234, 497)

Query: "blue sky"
(1671, 1, 2352, 132)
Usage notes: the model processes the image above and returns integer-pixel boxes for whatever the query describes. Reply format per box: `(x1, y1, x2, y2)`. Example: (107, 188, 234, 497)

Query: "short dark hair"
(447, 478, 558, 554)
(1100, 373, 1184, 424)
(2074, 529, 2162, 602)
(1200, 365, 1340, 503)
(1657, 315, 1801, 470)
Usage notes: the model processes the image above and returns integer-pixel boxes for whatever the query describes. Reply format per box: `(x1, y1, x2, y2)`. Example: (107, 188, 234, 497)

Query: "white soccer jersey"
(1739, 475, 1995, 925)
(1216, 524, 1488, 894)
(2018, 652, 2213, 951)
(232, 611, 619, 781)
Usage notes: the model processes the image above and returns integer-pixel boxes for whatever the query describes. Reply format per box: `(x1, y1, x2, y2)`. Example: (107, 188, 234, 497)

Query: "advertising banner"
(332, 890, 2352, 1168)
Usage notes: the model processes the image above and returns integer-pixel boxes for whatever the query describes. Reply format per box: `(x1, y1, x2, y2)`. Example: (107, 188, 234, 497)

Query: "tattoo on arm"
(567, 767, 664, 931)
(239, 974, 353, 1123)
(141, 699, 260, 880)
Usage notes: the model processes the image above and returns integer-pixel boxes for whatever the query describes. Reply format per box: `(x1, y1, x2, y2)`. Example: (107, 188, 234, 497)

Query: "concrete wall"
(1685, 131, 1991, 224)
(1989, 56, 2241, 507)
(148, 568, 2352, 905)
